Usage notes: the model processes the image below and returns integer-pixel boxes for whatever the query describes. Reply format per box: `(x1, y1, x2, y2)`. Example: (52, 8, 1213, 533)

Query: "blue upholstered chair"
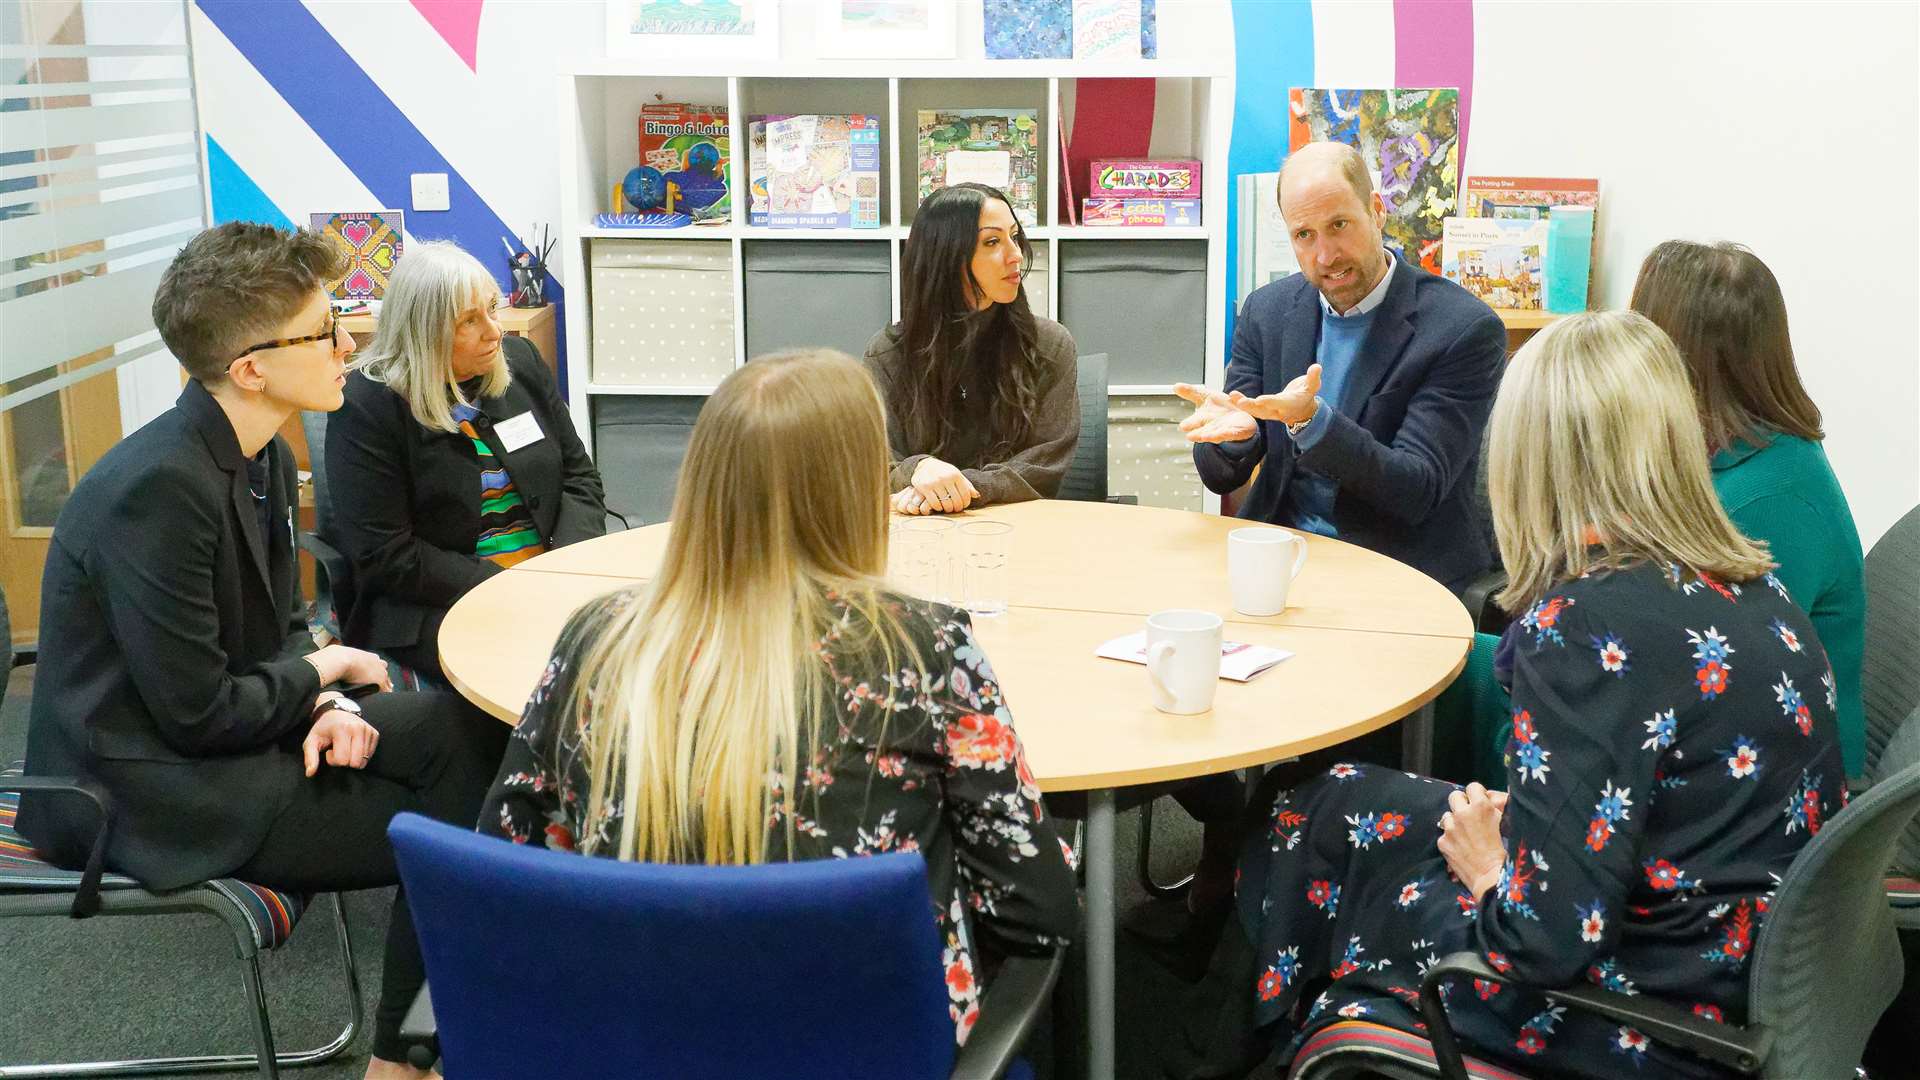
(0, 763, 361, 1078)
(387, 813, 1061, 1079)
(1283, 755, 1920, 1079)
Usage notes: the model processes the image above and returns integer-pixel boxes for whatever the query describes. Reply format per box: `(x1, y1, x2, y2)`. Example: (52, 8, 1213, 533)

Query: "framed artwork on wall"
(814, 0, 955, 59)
(605, 0, 780, 60)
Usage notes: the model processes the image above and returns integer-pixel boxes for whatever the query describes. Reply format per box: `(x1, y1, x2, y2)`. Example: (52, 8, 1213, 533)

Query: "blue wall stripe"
(194, 0, 568, 388)
(205, 134, 295, 230)
(1225, 0, 1315, 347)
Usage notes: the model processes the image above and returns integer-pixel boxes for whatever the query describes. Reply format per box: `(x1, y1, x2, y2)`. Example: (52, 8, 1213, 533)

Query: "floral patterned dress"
(1237, 561, 1845, 1078)
(477, 587, 1078, 1046)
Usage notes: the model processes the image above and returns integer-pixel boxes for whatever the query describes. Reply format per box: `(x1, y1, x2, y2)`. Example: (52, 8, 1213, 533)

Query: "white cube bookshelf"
(556, 60, 1233, 517)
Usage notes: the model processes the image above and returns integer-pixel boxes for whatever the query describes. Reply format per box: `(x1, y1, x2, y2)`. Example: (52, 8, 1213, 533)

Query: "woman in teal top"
(1632, 240, 1867, 777)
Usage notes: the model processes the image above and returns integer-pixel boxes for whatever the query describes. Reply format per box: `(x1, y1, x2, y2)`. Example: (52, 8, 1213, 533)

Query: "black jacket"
(325, 335, 605, 655)
(1194, 260, 1506, 591)
(19, 380, 321, 890)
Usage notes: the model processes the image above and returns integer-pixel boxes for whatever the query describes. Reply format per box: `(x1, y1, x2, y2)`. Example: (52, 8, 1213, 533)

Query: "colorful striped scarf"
(451, 401, 547, 568)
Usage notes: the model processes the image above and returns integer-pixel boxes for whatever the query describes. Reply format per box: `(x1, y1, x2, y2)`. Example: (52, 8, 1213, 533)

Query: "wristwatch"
(1286, 398, 1321, 438)
(311, 694, 364, 725)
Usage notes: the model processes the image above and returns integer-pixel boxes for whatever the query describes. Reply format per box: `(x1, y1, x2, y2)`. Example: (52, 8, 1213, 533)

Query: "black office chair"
(1062, 351, 1131, 505)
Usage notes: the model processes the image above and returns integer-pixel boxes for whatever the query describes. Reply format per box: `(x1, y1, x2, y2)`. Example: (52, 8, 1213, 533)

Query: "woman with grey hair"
(327, 240, 605, 681)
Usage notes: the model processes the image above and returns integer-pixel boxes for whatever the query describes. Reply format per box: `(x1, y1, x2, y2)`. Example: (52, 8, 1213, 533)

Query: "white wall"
(1468, 0, 1920, 548)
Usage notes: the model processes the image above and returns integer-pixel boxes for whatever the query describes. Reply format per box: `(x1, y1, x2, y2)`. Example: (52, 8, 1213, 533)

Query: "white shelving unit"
(555, 59, 1234, 516)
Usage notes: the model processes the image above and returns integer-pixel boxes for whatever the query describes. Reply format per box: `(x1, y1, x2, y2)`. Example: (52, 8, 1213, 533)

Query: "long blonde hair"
(352, 240, 510, 432)
(571, 349, 911, 864)
(1489, 310, 1773, 611)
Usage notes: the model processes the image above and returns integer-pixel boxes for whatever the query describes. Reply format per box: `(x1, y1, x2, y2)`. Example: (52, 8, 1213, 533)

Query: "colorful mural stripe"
(1226, 0, 1316, 340)
(194, 0, 566, 383)
(1392, 0, 1476, 174)
(206, 134, 295, 232)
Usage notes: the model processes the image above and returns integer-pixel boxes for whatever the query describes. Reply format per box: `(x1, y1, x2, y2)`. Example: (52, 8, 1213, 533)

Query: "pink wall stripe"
(410, 0, 485, 72)
(1392, 0, 1474, 175)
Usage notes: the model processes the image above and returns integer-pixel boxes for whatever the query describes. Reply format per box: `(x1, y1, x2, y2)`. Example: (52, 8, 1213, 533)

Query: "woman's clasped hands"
(893, 456, 980, 515)
(1437, 781, 1510, 901)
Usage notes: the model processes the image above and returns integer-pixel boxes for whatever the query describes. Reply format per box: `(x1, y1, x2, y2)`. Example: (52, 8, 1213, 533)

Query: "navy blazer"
(326, 336, 606, 654)
(19, 380, 320, 890)
(1195, 260, 1506, 590)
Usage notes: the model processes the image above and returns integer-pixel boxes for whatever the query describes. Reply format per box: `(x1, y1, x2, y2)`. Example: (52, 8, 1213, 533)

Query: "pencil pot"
(512, 263, 547, 308)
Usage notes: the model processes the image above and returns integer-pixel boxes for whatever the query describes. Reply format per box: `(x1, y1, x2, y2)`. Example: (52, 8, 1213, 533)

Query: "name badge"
(494, 411, 545, 453)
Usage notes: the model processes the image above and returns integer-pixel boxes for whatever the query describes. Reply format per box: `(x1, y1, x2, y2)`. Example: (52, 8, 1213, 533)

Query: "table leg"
(1085, 787, 1116, 1080)
(1402, 700, 1435, 776)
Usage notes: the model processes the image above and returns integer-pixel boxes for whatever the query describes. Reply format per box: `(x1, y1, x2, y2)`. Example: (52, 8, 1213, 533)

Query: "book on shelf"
(1442, 217, 1548, 312)
(1461, 175, 1599, 220)
(747, 114, 882, 229)
(1089, 159, 1200, 198)
(1462, 176, 1599, 312)
(916, 109, 1040, 226)
(621, 103, 730, 226)
(1082, 197, 1200, 227)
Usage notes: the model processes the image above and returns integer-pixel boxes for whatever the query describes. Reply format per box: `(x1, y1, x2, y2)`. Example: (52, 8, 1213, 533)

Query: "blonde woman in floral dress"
(1233, 312, 1845, 1079)
(476, 349, 1076, 1045)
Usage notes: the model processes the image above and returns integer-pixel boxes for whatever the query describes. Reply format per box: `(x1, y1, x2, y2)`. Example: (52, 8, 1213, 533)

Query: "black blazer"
(1194, 260, 1507, 591)
(18, 380, 321, 891)
(325, 335, 606, 654)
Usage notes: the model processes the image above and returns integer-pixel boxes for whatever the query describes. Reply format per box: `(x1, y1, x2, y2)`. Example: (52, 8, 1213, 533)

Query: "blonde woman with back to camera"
(476, 349, 1078, 1045)
(1224, 312, 1844, 1078)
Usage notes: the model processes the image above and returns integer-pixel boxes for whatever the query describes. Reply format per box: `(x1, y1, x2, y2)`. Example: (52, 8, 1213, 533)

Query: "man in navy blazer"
(1133, 145, 1507, 957)
(1178, 142, 1506, 592)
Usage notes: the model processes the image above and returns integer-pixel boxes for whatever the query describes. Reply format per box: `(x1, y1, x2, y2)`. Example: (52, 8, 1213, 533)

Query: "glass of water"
(888, 518, 956, 602)
(958, 520, 1012, 617)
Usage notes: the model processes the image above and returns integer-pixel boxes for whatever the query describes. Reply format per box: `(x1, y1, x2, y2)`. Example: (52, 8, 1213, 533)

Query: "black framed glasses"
(234, 312, 338, 361)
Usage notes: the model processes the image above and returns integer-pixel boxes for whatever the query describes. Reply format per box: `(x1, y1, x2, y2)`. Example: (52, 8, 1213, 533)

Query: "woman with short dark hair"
(864, 183, 1079, 514)
(19, 222, 504, 1080)
(1631, 240, 1866, 778)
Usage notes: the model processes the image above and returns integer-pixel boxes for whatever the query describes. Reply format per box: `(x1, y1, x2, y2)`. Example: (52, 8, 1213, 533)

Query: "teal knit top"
(1712, 431, 1867, 777)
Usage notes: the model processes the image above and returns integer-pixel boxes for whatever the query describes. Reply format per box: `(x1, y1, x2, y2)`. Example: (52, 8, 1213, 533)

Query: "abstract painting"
(816, 0, 955, 59)
(984, 0, 1071, 59)
(309, 210, 404, 301)
(1287, 88, 1461, 274)
(605, 0, 778, 59)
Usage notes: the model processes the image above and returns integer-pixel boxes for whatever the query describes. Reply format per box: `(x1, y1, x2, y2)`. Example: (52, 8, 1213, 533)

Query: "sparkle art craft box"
(749, 114, 882, 229)
(1089, 159, 1201, 198)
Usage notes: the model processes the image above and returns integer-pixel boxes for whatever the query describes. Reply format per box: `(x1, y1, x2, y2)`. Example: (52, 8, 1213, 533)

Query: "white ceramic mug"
(1145, 609, 1224, 715)
(1227, 527, 1309, 617)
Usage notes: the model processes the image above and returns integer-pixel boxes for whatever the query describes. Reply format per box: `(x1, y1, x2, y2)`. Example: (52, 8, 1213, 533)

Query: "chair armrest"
(950, 947, 1065, 1080)
(1459, 569, 1510, 636)
(298, 531, 353, 594)
(1104, 495, 1138, 506)
(605, 508, 633, 531)
(1416, 951, 1769, 1079)
(0, 775, 113, 918)
(400, 984, 438, 1070)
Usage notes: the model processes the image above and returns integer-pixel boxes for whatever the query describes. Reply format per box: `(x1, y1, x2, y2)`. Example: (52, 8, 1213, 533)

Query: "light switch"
(411, 172, 450, 212)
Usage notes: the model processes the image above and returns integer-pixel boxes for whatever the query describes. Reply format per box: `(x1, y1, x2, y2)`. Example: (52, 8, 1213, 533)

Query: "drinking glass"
(889, 518, 956, 602)
(958, 520, 1013, 617)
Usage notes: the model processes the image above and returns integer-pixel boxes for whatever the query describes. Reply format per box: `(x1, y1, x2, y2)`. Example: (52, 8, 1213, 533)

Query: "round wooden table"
(439, 500, 1472, 1079)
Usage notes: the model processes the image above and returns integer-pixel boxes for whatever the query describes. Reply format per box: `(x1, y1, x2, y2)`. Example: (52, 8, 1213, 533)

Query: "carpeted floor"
(0, 660, 1226, 1080)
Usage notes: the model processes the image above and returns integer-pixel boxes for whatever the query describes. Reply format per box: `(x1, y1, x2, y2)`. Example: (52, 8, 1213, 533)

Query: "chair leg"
(0, 893, 361, 1078)
(1137, 797, 1194, 900)
(239, 955, 280, 1080)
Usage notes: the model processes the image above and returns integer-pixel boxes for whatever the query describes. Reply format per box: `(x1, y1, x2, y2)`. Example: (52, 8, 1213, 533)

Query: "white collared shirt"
(1320, 250, 1397, 319)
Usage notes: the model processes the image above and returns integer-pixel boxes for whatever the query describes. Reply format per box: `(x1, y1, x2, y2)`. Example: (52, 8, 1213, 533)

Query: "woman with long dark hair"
(865, 182, 1079, 514)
